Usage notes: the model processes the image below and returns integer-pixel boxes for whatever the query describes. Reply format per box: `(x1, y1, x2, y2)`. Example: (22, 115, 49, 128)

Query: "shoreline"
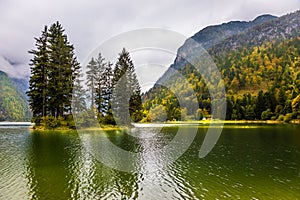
(28, 119, 300, 131)
(1, 120, 298, 131)
(161, 119, 300, 125)
(165, 120, 282, 124)
(30, 125, 129, 131)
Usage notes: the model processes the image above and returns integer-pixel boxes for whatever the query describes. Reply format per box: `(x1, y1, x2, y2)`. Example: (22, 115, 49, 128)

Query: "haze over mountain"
(0, 56, 30, 79)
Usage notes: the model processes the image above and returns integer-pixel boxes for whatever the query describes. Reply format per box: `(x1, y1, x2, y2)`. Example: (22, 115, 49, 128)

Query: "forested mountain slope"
(0, 70, 29, 121)
(143, 11, 300, 122)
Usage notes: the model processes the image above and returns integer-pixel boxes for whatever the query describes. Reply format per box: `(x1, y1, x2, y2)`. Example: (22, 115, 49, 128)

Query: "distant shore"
(166, 120, 300, 125)
(1, 119, 297, 131)
(0, 122, 34, 127)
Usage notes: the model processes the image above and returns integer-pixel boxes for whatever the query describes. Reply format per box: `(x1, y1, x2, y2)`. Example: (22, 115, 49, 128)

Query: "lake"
(0, 124, 300, 199)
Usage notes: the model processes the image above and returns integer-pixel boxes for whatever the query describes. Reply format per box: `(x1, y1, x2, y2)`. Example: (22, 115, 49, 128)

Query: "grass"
(32, 119, 300, 132)
(32, 124, 129, 131)
(154, 119, 283, 124)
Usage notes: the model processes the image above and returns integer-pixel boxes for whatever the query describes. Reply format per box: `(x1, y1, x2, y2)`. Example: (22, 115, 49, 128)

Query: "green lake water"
(0, 124, 300, 199)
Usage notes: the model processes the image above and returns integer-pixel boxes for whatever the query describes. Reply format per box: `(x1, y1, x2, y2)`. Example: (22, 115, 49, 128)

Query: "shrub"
(277, 115, 284, 121)
(283, 113, 293, 123)
(32, 116, 42, 126)
(44, 116, 59, 129)
(148, 105, 167, 122)
(65, 115, 76, 129)
(131, 110, 143, 122)
(261, 109, 273, 120)
(292, 111, 298, 119)
(196, 109, 203, 120)
(102, 114, 116, 125)
(271, 116, 277, 120)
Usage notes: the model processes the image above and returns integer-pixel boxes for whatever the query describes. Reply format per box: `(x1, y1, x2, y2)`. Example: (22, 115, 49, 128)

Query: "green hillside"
(0, 71, 30, 121)
(143, 11, 300, 122)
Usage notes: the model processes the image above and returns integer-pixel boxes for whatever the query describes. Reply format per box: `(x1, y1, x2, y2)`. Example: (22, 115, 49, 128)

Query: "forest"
(143, 36, 300, 122)
(73, 49, 143, 127)
(0, 71, 29, 121)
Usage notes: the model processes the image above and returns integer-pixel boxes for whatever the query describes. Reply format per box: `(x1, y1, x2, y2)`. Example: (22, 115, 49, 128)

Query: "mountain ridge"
(191, 14, 277, 50)
(210, 10, 300, 56)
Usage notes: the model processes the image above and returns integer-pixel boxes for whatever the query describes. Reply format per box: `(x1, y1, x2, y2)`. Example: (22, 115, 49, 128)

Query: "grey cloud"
(0, 0, 299, 79)
(0, 56, 29, 79)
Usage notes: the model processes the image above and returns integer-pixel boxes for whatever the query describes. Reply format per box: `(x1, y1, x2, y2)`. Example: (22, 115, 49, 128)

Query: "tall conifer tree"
(27, 26, 49, 118)
(95, 58, 113, 115)
(72, 69, 86, 114)
(47, 22, 80, 117)
(112, 48, 143, 124)
(86, 57, 98, 111)
(27, 21, 80, 121)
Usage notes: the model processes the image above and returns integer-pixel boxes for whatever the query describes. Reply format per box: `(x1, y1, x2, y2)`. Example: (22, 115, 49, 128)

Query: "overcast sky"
(0, 0, 299, 81)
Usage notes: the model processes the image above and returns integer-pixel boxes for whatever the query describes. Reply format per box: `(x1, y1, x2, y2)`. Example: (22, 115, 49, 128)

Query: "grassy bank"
(31, 124, 129, 131)
(31, 119, 300, 131)
(153, 119, 300, 125)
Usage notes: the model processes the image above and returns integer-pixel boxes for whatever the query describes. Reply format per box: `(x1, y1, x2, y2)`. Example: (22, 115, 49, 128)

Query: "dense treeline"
(218, 37, 300, 121)
(143, 37, 300, 122)
(79, 48, 143, 126)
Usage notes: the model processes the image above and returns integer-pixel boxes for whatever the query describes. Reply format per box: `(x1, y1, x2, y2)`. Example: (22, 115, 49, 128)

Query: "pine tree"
(255, 90, 265, 119)
(86, 57, 98, 111)
(94, 53, 107, 114)
(72, 69, 86, 114)
(102, 62, 114, 124)
(112, 50, 131, 125)
(112, 48, 143, 125)
(128, 69, 143, 122)
(277, 88, 286, 106)
(103, 62, 113, 113)
(47, 21, 80, 117)
(95, 60, 113, 115)
(27, 21, 80, 123)
(27, 26, 49, 118)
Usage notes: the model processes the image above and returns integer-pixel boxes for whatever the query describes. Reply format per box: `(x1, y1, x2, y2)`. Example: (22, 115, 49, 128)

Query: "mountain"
(11, 76, 29, 100)
(191, 14, 277, 50)
(210, 11, 300, 56)
(158, 14, 278, 81)
(0, 70, 30, 121)
(143, 10, 300, 122)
